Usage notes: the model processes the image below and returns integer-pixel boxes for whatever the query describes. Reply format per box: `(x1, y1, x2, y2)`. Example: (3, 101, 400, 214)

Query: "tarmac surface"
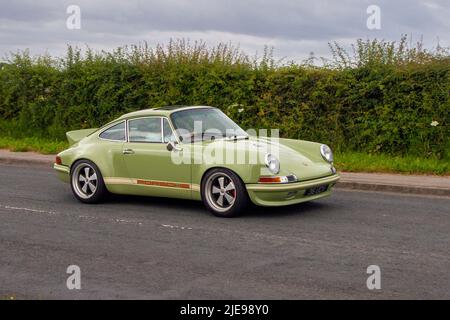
(0, 163, 449, 299)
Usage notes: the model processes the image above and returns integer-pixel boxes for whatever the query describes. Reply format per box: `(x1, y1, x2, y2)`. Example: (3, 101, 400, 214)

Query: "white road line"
(0, 203, 192, 230)
(0, 203, 143, 226)
(0, 204, 57, 215)
(114, 218, 143, 226)
(161, 224, 192, 230)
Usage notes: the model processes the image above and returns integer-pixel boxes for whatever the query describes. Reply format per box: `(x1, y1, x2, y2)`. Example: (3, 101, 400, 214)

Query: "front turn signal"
(259, 175, 298, 184)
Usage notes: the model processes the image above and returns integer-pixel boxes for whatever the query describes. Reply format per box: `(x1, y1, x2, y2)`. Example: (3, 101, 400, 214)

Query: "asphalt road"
(0, 164, 449, 299)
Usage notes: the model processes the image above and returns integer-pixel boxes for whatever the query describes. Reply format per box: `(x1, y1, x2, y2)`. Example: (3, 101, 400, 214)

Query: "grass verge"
(0, 137, 448, 175)
(335, 152, 449, 176)
(0, 136, 68, 154)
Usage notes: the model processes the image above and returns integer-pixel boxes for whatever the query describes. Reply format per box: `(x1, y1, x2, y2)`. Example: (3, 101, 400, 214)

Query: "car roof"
(117, 105, 215, 120)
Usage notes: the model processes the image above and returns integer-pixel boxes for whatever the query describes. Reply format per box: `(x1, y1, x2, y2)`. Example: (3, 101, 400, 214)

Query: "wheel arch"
(70, 157, 103, 175)
(200, 166, 245, 188)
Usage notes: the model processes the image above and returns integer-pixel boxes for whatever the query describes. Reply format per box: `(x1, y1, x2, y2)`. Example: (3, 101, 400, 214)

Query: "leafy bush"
(0, 38, 448, 159)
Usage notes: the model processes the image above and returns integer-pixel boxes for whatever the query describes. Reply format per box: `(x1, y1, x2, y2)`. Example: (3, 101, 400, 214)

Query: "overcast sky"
(0, 0, 448, 62)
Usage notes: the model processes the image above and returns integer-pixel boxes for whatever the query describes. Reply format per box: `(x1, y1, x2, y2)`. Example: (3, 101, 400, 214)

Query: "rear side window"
(99, 122, 126, 141)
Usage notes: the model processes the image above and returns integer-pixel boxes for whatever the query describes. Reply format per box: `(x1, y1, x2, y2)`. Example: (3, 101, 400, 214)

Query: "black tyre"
(70, 160, 108, 204)
(201, 168, 249, 217)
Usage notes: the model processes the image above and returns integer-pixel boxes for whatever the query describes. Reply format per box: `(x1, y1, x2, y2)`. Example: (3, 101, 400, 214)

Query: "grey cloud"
(0, 0, 448, 60)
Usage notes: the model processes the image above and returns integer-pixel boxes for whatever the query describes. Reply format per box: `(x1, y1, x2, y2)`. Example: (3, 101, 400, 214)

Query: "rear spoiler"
(66, 128, 98, 146)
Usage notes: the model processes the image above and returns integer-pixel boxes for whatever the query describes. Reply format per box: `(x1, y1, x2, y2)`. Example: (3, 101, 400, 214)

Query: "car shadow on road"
(243, 201, 330, 219)
(107, 193, 205, 210)
(106, 193, 332, 219)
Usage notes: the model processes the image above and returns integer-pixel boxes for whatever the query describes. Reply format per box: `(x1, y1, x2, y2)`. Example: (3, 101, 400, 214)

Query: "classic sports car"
(54, 106, 339, 217)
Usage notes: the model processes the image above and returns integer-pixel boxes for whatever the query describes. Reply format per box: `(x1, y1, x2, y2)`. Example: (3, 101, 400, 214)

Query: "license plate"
(304, 184, 329, 196)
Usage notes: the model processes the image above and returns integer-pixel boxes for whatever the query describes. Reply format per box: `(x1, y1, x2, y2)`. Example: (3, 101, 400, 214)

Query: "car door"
(97, 120, 127, 179)
(122, 116, 192, 199)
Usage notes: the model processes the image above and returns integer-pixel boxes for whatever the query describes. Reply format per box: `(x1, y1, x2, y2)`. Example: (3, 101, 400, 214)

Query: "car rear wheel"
(201, 169, 249, 217)
(70, 160, 107, 203)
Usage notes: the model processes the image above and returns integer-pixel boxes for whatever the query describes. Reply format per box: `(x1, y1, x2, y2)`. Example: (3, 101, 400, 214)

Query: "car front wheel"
(70, 160, 107, 203)
(201, 169, 249, 217)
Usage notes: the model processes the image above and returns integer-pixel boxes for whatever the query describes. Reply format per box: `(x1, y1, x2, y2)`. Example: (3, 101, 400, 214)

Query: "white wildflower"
(430, 121, 439, 127)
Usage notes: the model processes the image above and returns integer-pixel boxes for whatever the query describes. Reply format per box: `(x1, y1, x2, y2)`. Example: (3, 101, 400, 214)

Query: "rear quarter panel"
(58, 135, 126, 179)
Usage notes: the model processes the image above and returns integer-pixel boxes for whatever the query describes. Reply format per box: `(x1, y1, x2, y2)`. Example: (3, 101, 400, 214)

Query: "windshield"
(170, 108, 248, 143)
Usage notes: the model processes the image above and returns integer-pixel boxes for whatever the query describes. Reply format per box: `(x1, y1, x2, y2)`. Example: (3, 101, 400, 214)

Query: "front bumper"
(246, 174, 340, 206)
(54, 163, 70, 183)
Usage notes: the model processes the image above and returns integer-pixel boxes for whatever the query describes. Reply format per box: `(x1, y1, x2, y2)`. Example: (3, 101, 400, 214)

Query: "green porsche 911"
(54, 105, 339, 217)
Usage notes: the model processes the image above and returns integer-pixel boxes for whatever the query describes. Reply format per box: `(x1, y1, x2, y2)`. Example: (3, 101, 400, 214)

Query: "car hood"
(197, 136, 334, 181)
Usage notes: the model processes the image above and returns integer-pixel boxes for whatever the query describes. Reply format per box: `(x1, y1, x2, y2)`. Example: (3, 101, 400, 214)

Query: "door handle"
(123, 148, 135, 155)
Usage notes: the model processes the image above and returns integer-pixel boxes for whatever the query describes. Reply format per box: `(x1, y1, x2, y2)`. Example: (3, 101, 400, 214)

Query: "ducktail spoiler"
(66, 128, 98, 146)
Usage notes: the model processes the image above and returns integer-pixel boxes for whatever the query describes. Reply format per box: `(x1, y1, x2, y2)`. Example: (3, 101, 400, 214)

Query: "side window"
(99, 121, 126, 141)
(163, 119, 176, 143)
(128, 118, 162, 143)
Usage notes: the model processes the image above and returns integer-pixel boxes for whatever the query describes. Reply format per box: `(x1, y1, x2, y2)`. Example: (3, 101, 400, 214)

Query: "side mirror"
(166, 141, 182, 152)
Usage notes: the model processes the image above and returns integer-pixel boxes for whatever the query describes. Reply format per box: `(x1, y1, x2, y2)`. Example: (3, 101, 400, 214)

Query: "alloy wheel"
(72, 163, 98, 199)
(204, 172, 236, 212)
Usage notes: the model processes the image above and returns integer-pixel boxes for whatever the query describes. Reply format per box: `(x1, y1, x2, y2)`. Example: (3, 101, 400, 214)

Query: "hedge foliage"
(0, 38, 448, 158)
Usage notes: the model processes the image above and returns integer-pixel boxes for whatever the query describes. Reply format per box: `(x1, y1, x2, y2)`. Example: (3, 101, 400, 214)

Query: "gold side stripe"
(104, 177, 200, 192)
(137, 179, 190, 189)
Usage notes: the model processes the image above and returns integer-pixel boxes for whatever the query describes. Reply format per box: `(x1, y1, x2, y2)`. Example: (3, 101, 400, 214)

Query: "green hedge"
(0, 39, 449, 159)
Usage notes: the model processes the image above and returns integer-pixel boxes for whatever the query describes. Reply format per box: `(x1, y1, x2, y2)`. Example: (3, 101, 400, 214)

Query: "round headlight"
(320, 144, 334, 163)
(264, 153, 280, 174)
